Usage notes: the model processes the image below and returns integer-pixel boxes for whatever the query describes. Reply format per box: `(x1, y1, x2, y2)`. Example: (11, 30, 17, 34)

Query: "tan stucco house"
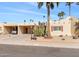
(0, 16, 79, 37)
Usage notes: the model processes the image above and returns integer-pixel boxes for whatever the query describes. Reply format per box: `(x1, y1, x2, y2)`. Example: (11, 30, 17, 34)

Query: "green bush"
(33, 27, 44, 36)
(33, 28, 38, 36)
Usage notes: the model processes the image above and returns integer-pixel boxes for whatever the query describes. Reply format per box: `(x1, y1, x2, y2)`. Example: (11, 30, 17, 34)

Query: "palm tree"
(30, 19, 33, 23)
(43, 16, 46, 35)
(3, 22, 7, 24)
(30, 19, 34, 29)
(58, 11, 65, 19)
(24, 20, 26, 24)
(37, 2, 59, 38)
(30, 19, 34, 39)
(61, 11, 65, 18)
(38, 21, 41, 26)
(66, 2, 73, 16)
(58, 12, 62, 19)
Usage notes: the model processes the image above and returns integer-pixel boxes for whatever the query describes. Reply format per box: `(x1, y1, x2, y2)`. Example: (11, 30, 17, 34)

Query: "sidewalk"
(0, 35, 79, 49)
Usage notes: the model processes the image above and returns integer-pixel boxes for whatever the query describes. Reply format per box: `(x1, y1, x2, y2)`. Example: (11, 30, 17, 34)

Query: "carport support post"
(3, 26, 6, 34)
(31, 26, 32, 39)
(18, 26, 21, 35)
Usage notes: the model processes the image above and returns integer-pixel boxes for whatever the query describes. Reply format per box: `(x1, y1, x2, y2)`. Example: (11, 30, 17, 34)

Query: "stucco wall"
(0, 25, 4, 34)
(0, 17, 78, 36)
(50, 17, 72, 36)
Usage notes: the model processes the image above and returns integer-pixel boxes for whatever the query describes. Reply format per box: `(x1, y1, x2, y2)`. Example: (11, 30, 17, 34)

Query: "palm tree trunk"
(47, 5, 51, 38)
(69, 5, 71, 16)
(62, 16, 63, 19)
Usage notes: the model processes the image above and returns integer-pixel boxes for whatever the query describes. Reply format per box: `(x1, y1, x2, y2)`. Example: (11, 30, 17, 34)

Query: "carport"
(4, 25, 18, 34)
(18, 25, 34, 34)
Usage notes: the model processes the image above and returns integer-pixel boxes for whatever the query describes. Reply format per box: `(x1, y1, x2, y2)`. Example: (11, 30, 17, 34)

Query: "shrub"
(33, 27, 44, 36)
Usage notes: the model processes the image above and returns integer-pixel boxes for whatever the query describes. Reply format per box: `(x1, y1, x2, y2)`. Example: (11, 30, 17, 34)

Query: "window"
(51, 26, 63, 31)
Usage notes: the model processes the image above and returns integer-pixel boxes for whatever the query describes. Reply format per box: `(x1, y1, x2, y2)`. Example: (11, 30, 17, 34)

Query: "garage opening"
(4, 26, 18, 34)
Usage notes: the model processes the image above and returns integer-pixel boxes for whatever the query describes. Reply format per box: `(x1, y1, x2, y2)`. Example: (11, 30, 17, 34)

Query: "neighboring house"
(49, 16, 79, 36)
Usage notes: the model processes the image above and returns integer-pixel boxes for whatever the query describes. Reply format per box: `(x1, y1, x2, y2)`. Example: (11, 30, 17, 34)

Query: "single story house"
(0, 16, 78, 37)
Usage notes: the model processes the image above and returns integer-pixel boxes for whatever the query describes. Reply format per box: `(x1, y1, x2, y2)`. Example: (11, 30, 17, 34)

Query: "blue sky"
(0, 2, 79, 23)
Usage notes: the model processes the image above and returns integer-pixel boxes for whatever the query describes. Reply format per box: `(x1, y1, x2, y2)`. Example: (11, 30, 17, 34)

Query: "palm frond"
(61, 11, 65, 15)
(66, 2, 73, 6)
(46, 2, 50, 8)
(50, 3, 54, 9)
(58, 12, 61, 17)
(56, 2, 59, 7)
(37, 2, 43, 9)
(66, 2, 70, 6)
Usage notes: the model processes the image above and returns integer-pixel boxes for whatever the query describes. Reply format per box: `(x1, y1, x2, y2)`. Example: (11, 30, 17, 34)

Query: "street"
(0, 44, 79, 57)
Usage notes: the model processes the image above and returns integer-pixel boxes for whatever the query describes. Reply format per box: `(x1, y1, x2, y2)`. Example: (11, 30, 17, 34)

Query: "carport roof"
(18, 23, 38, 26)
(3, 24, 18, 26)
(3, 23, 38, 26)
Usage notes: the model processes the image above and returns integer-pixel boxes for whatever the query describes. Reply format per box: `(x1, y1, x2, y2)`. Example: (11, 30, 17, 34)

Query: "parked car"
(11, 30, 17, 34)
